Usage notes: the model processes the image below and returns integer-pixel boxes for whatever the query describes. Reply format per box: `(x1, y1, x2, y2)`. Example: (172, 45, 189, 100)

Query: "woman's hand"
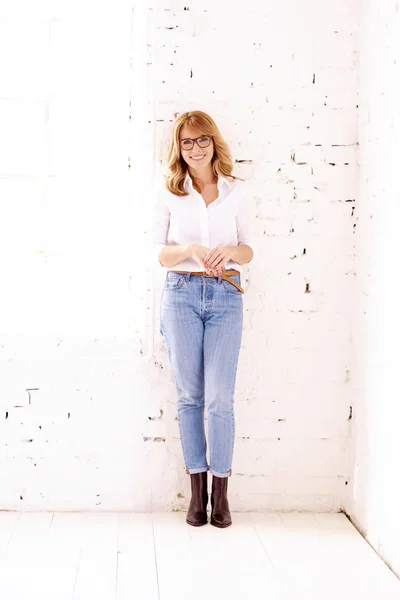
(189, 244, 224, 276)
(203, 245, 236, 271)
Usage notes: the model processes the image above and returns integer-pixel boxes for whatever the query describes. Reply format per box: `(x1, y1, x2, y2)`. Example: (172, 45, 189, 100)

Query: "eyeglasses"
(179, 135, 212, 151)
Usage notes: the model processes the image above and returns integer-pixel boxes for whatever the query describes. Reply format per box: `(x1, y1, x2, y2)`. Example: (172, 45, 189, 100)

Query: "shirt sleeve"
(236, 181, 257, 262)
(151, 186, 170, 266)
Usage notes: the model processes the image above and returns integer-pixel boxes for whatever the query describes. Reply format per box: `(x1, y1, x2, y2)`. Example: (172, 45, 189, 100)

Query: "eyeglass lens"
(180, 136, 211, 150)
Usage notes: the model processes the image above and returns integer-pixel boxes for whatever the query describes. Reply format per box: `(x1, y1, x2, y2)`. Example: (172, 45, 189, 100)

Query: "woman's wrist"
(227, 244, 253, 264)
(186, 243, 197, 258)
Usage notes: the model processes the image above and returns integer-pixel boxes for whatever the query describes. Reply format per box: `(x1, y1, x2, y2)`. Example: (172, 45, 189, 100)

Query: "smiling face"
(179, 125, 215, 171)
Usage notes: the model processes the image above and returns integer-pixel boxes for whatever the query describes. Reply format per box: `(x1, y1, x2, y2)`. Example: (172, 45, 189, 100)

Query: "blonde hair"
(163, 110, 243, 196)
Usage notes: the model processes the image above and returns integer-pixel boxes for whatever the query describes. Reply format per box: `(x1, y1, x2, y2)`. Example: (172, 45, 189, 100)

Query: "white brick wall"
(1, 0, 360, 513)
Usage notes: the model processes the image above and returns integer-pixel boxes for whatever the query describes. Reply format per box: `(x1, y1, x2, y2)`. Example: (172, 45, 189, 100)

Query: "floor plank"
(0, 511, 398, 600)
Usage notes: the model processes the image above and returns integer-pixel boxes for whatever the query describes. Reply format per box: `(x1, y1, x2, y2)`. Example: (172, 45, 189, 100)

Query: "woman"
(152, 110, 257, 528)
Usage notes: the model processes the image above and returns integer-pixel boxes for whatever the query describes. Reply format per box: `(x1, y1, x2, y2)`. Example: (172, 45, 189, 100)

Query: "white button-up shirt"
(151, 172, 257, 273)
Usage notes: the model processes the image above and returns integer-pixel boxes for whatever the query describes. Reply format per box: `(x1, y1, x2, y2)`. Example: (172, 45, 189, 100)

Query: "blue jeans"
(160, 270, 243, 478)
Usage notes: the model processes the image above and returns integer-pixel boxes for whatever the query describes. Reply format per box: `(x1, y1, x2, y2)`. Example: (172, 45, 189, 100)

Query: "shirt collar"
(184, 171, 232, 191)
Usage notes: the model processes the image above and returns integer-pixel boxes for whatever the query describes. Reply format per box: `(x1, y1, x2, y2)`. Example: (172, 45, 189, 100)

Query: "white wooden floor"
(0, 511, 399, 599)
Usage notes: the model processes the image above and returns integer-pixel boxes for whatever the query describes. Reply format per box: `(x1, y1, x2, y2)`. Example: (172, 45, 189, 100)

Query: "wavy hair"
(163, 110, 243, 196)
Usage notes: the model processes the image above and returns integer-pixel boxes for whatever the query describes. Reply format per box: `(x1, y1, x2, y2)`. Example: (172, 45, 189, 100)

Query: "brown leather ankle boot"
(210, 474, 232, 528)
(186, 471, 208, 526)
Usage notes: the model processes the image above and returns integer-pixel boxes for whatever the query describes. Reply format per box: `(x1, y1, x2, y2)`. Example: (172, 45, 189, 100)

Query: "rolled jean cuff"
(185, 466, 209, 474)
(210, 468, 232, 478)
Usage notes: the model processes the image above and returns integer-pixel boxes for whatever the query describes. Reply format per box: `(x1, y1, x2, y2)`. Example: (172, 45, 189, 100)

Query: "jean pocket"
(163, 272, 186, 290)
(221, 275, 242, 295)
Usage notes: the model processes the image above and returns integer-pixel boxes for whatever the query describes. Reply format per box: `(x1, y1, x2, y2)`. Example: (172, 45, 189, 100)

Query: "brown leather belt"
(171, 269, 244, 294)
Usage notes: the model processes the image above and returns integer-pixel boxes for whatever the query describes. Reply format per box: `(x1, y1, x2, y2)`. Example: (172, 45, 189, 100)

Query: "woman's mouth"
(191, 155, 205, 160)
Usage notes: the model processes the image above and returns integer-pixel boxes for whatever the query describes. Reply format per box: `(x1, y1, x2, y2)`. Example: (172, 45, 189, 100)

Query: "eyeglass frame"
(179, 135, 213, 151)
